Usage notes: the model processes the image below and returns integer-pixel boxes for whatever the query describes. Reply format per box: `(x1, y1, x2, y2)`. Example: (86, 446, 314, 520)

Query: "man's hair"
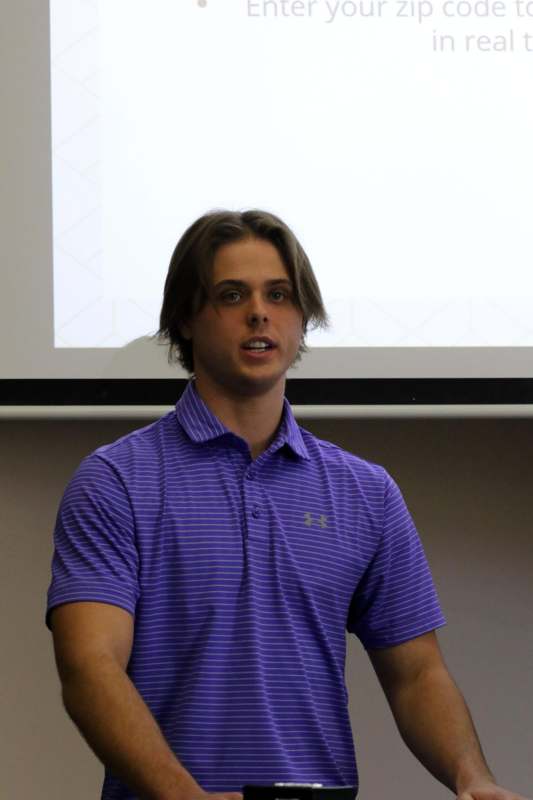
(155, 208, 329, 374)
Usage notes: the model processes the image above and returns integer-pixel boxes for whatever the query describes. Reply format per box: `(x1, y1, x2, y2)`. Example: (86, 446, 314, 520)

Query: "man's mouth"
(241, 337, 276, 351)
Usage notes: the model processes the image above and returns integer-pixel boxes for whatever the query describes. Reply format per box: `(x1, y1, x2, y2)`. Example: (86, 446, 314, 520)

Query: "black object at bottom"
(243, 784, 357, 800)
(3, 378, 533, 405)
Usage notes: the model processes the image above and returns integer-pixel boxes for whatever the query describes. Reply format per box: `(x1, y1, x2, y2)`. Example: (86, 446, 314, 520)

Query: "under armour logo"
(304, 512, 328, 528)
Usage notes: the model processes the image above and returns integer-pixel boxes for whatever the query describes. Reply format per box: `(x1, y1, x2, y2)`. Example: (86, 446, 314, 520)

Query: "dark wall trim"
(2, 379, 533, 405)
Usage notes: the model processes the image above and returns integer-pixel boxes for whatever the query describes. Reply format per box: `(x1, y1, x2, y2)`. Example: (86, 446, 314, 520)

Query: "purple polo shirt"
(47, 380, 446, 800)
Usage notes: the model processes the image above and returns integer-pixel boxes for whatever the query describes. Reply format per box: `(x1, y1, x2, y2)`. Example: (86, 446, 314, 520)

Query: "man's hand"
(192, 793, 243, 800)
(457, 781, 531, 800)
(194, 794, 243, 800)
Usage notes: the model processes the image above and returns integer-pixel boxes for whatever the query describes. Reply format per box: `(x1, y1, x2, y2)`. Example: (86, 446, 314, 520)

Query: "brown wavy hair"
(155, 208, 329, 374)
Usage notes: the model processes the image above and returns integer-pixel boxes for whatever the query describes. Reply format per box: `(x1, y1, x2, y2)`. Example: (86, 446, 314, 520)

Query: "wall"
(1, 415, 532, 799)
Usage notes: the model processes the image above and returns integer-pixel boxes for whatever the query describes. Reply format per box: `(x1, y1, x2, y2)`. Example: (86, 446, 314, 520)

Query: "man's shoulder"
(297, 424, 389, 485)
(59, 410, 181, 505)
(82, 409, 179, 476)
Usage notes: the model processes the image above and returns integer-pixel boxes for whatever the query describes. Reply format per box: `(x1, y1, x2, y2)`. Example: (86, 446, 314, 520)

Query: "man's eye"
(270, 289, 288, 301)
(221, 291, 241, 303)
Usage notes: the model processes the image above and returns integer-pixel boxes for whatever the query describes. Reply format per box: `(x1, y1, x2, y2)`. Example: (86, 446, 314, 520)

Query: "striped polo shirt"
(47, 380, 446, 800)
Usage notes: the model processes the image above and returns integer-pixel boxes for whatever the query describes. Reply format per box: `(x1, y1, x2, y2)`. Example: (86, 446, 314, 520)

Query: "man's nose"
(247, 294, 268, 326)
(248, 310, 268, 325)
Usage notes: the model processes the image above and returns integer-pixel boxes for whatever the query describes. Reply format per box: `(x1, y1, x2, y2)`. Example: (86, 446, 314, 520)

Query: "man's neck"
(192, 375, 286, 460)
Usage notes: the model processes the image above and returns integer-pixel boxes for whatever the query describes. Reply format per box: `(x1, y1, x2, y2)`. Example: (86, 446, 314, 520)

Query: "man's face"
(183, 237, 304, 397)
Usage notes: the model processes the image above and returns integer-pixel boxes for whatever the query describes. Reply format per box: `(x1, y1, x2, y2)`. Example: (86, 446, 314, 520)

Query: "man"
(47, 209, 529, 800)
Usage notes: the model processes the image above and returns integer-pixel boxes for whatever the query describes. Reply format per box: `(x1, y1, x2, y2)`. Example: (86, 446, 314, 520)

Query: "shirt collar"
(175, 380, 310, 461)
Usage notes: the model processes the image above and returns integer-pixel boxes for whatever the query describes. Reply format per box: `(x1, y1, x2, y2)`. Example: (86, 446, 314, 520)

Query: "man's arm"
(50, 602, 242, 800)
(367, 631, 529, 800)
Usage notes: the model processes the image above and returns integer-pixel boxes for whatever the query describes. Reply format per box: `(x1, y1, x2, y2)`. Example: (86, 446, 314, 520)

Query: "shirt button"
(252, 506, 261, 519)
(246, 471, 255, 481)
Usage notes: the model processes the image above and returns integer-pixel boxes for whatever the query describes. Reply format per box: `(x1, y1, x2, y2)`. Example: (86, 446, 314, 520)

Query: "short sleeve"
(347, 472, 446, 649)
(46, 454, 140, 629)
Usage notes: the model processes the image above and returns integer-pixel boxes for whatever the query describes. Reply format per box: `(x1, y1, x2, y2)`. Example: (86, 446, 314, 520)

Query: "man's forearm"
(61, 655, 202, 800)
(387, 665, 495, 795)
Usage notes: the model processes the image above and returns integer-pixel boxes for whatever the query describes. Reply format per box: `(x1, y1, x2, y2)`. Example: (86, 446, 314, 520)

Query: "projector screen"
(1, 0, 533, 406)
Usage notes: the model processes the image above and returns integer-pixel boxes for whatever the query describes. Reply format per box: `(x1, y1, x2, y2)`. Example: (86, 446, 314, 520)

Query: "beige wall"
(2, 416, 532, 799)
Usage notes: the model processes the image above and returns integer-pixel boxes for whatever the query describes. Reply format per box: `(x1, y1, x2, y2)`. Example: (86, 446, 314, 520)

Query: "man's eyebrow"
(213, 278, 293, 290)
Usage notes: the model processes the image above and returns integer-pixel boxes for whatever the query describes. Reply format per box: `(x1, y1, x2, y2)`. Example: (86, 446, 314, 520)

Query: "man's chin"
(233, 369, 286, 397)
(194, 354, 291, 399)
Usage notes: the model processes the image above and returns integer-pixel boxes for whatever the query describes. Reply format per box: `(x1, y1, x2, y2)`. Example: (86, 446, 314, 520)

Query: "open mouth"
(241, 344, 276, 358)
(241, 338, 276, 353)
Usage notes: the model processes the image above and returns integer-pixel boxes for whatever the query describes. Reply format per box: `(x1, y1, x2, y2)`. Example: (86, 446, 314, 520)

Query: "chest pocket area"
(270, 507, 363, 622)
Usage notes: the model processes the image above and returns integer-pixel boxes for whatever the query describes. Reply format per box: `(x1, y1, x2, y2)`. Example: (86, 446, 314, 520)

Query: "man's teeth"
(245, 342, 270, 349)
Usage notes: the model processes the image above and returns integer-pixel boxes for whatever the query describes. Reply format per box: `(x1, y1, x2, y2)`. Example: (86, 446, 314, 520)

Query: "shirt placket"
(242, 461, 264, 540)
